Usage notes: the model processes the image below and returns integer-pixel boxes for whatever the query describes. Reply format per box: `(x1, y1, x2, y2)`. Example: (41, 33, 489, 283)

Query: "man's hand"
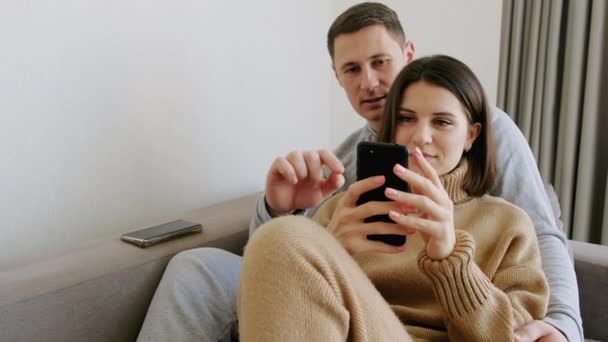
(514, 320, 567, 342)
(265, 150, 345, 215)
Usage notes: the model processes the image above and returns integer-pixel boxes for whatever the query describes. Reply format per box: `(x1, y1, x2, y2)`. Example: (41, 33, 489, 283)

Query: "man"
(138, 3, 582, 341)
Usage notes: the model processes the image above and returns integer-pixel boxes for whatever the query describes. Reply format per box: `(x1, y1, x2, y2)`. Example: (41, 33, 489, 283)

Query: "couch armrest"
(570, 240, 608, 342)
(0, 193, 258, 342)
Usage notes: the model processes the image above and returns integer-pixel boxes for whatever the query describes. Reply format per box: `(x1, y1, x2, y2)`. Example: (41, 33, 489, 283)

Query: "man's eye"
(373, 58, 389, 67)
(345, 67, 360, 74)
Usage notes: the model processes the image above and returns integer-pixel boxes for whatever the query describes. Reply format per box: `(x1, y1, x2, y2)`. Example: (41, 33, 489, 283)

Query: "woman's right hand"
(265, 150, 345, 215)
(326, 176, 415, 255)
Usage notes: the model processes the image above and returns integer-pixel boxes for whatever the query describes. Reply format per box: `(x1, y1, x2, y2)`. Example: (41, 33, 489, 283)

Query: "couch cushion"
(570, 239, 608, 342)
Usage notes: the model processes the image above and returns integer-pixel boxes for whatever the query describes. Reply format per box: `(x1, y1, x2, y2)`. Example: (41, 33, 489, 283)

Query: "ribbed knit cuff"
(417, 230, 492, 319)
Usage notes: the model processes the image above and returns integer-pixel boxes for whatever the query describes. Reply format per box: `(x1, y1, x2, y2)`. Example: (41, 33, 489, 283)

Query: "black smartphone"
(356, 141, 409, 246)
(121, 220, 203, 248)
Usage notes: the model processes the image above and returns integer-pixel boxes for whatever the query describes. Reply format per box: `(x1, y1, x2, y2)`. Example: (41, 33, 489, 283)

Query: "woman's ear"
(465, 123, 481, 151)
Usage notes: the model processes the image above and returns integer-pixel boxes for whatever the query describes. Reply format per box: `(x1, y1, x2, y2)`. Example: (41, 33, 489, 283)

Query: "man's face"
(332, 25, 414, 132)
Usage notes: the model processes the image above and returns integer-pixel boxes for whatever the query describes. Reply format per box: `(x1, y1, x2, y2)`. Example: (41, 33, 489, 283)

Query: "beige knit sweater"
(312, 162, 549, 341)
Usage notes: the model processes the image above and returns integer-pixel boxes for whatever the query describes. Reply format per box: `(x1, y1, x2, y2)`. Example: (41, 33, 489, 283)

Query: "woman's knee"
(244, 216, 343, 270)
(248, 216, 324, 251)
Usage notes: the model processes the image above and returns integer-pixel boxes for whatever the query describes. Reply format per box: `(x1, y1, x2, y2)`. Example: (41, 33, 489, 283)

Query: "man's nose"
(360, 67, 379, 91)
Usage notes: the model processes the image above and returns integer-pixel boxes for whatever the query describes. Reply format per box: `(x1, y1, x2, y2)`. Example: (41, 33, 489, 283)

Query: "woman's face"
(394, 81, 480, 176)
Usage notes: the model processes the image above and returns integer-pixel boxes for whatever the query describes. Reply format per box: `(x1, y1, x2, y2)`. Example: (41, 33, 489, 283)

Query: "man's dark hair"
(378, 55, 497, 196)
(327, 2, 406, 59)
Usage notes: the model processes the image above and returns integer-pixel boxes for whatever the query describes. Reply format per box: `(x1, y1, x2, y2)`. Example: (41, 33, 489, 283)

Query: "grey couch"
(1, 193, 607, 341)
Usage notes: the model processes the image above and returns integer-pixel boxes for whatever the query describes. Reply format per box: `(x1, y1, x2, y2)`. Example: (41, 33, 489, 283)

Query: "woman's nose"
(411, 125, 433, 145)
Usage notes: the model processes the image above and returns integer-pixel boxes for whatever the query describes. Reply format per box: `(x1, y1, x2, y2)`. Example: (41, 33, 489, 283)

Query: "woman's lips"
(410, 152, 436, 159)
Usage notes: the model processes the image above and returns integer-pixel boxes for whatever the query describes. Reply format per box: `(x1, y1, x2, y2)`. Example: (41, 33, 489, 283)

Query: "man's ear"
(404, 41, 416, 63)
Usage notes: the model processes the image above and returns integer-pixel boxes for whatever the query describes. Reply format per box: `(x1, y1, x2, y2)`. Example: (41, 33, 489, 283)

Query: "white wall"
(330, 0, 503, 146)
(0, 0, 333, 268)
(0, 0, 502, 268)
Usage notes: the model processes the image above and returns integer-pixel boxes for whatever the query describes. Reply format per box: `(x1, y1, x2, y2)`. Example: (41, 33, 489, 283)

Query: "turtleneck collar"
(439, 160, 470, 205)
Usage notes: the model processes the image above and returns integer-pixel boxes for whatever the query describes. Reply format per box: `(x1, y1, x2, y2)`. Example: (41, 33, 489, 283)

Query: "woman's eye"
(435, 119, 451, 126)
(398, 115, 414, 122)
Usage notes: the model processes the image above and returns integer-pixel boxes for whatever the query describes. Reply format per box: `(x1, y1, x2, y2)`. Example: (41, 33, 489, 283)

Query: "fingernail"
(337, 175, 345, 187)
(389, 210, 400, 219)
(385, 188, 398, 197)
(394, 164, 406, 175)
(415, 147, 422, 157)
(374, 176, 385, 184)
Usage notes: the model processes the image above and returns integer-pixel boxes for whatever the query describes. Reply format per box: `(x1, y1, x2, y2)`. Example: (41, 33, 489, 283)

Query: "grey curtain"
(498, 0, 608, 245)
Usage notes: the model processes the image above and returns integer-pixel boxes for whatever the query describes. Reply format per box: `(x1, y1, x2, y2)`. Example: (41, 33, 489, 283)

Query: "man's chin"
(357, 106, 382, 119)
(361, 114, 383, 131)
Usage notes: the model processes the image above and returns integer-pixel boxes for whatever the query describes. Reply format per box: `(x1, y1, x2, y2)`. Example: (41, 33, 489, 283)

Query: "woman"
(237, 55, 548, 341)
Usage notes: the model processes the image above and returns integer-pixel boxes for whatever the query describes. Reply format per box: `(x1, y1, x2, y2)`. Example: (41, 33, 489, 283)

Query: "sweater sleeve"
(418, 229, 549, 342)
(248, 194, 275, 237)
(248, 194, 310, 237)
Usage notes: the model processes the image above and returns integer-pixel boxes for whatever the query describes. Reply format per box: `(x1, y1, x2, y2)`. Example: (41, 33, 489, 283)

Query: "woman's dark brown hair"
(378, 55, 497, 196)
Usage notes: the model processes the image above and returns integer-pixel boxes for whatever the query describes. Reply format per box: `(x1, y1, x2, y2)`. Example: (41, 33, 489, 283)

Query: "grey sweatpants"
(137, 248, 241, 342)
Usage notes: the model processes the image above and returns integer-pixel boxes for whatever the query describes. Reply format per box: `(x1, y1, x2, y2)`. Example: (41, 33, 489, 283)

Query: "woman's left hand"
(384, 146, 456, 260)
